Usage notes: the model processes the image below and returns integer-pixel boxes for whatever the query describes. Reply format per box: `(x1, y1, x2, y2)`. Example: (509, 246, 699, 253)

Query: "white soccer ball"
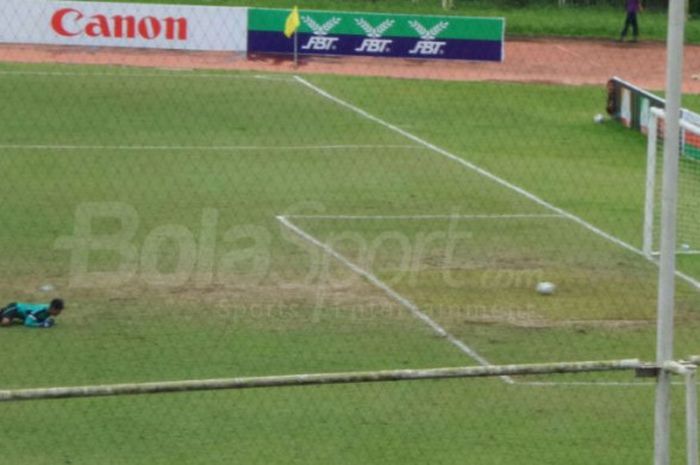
(593, 113, 605, 124)
(536, 281, 556, 295)
(39, 284, 54, 292)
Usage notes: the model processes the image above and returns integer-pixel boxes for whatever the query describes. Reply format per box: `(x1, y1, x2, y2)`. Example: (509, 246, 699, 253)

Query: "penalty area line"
(518, 381, 654, 387)
(292, 75, 700, 292)
(279, 213, 665, 389)
(276, 214, 515, 385)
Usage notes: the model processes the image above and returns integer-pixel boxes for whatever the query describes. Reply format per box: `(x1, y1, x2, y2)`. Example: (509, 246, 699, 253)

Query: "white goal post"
(643, 107, 700, 257)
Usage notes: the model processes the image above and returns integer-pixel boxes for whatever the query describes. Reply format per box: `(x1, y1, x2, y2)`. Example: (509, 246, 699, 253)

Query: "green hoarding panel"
(249, 8, 504, 41)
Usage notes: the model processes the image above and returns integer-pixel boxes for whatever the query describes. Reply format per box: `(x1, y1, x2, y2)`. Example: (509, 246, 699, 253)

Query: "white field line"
(291, 77, 700, 387)
(292, 75, 700, 292)
(520, 380, 697, 387)
(276, 215, 515, 385)
(286, 214, 566, 220)
(519, 381, 655, 387)
(0, 70, 295, 82)
(287, 212, 661, 388)
(0, 144, 420, 152)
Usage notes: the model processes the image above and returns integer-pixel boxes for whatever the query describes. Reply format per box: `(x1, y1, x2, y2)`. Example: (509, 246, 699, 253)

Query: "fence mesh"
(0, 1, 698, 464)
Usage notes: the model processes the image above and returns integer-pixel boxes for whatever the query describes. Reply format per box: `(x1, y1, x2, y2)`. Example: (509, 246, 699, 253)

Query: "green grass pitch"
(0, 62, 699, 463)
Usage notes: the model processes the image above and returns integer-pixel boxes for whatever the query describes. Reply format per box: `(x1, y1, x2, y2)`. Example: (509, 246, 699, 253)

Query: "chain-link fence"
(0, 1, 698, 464)
(443, 0, 697, 14)
(455, 0, 661, 8)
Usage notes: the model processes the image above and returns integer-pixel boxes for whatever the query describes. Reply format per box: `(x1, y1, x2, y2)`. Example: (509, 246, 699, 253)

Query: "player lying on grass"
(0, 299, 65, 328)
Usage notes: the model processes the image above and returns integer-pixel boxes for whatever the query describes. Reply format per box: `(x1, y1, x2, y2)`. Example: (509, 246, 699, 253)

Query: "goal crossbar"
(0, 359, 641, 402)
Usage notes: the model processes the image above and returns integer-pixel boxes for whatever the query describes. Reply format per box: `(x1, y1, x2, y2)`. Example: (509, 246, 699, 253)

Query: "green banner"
(248, 8, 505, 62)
(249, 8, 504, 41)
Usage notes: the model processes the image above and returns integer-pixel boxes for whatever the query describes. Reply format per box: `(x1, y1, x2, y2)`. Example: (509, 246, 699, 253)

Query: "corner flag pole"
(284, 6, 301, 68)
(294, 29, 298, 68)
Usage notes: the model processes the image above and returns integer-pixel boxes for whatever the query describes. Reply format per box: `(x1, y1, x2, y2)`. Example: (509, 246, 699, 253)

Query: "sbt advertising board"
(0, 0, 248, 52)
(248, 8, 505, 62)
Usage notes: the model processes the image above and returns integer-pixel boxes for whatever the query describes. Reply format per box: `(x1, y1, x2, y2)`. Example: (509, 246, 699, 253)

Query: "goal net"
(643, 107, 700, 256)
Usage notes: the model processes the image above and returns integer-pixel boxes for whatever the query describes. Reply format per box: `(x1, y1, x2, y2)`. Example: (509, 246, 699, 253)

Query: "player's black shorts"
(0, 303, 19, 320)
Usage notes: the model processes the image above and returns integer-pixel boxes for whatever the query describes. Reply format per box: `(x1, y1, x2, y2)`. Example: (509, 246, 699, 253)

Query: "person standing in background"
(620, 0, 643, 42)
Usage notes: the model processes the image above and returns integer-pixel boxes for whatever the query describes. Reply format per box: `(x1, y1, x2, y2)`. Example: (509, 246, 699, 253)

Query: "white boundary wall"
(0, 0, 248, 51)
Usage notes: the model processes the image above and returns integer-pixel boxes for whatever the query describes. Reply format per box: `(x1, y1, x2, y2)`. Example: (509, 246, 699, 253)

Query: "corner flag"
(284, 6, 300, 38)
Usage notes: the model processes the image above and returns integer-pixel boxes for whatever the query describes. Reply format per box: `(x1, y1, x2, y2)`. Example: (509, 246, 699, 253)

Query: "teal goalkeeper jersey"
(12, 303, 51, 327)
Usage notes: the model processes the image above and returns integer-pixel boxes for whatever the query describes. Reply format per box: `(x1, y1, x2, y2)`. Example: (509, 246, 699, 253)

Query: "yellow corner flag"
(284, 6, 300, 38)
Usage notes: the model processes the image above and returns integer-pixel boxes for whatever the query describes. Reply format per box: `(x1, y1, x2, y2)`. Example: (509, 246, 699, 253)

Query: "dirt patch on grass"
(462, 312, 654, 329)
(3, 272, 397, 311)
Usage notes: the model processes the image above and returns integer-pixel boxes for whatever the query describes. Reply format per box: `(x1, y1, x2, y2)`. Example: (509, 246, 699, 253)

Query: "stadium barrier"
(0, 0, 504, 62)
(248, 8, 505, 62)
(607, 77, 700, 134)
(0, 0, 248, 51)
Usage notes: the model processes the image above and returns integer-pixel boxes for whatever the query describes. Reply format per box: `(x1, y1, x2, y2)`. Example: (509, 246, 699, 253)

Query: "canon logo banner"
(0, 0, 247, 52)
(51, 8, 188, 41)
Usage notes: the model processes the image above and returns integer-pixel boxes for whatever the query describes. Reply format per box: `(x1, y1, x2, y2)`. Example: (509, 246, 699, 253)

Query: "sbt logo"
(407, 20, 449, 56)
(354, 18, 394, 54)
(301, 36, 339, 51)
(355, 38, 392, 53)
(408, 40, 446, 55)
(300, 16, 341, 51)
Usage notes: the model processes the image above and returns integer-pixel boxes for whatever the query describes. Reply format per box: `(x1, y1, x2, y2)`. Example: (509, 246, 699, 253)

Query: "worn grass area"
(0, 62, 697, 463)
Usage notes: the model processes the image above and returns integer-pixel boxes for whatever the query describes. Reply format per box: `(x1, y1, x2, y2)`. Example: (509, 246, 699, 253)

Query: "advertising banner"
(248, 8, 505, 62)
(607, 77, 665, 133)
(0, 0, 248, 52)
(607, 77, 700, 159)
